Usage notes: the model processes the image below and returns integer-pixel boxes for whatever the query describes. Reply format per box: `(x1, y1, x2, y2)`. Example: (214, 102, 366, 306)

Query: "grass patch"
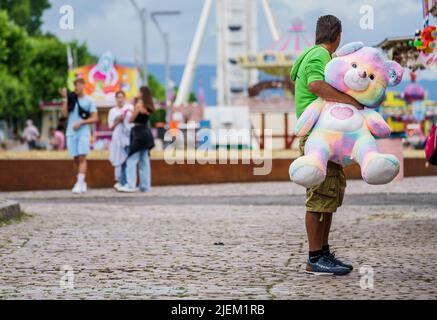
(0, 211, 33, 227)
(367, 211, 430, 221)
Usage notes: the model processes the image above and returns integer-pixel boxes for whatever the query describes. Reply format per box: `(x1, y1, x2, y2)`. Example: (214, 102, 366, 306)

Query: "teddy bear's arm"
(294, 98, 325, 137)
(361, 109, 391, 138)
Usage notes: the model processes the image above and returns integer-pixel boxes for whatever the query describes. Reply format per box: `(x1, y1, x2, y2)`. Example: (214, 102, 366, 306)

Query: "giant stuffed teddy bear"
(289, 42, 403, 188)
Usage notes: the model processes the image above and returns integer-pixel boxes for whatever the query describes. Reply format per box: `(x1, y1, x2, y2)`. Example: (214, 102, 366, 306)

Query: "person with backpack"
(60, 78, 98, 194)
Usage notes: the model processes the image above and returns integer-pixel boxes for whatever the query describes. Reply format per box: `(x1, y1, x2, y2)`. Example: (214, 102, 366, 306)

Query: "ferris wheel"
(175, 0, 281, 106)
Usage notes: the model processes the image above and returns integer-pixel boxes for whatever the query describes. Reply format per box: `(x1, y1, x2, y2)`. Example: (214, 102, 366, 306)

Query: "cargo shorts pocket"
(310, 175, 337, 198)
(306, 176, 338, 213)
(306, 165, 348, 213)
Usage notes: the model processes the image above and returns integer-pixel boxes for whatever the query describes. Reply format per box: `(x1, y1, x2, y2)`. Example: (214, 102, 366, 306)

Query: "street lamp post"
(130, 0, 148, 86)
(164, 32, 171, 103)
(151, 11, 181, 107)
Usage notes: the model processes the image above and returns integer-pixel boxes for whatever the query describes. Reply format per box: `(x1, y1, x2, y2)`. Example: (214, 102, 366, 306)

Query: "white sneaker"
(114, 182, 122, 191)
(72, 182, 82, 194)
(117, 186, 138, 193)
(80, 182, 88, 193)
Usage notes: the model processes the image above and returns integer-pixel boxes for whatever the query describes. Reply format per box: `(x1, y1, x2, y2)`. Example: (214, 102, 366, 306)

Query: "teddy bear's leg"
(289, 136, 330, 188)
(352, 136, 400, 185)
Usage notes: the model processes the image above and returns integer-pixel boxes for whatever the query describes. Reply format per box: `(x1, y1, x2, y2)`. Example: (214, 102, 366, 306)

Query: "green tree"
(147, 74, 198, 104)
(0, 10, 32, 125)
(0, 9, 96, 129)
(188, 92, 198, 103)
(27, 35, 96, 103)
(0, 0, 50, 35)
(0, 68, 31, 123)
(172, 86, 198, 104)
(0, 10, 31, 77)
(147, 74, 166, 102)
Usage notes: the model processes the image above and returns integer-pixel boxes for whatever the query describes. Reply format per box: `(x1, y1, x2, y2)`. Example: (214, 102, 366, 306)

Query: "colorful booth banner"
(68, 51, 140, 105)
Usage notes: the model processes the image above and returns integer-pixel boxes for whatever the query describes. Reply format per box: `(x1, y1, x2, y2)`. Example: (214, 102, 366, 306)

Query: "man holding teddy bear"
(291, 15, 363, 276)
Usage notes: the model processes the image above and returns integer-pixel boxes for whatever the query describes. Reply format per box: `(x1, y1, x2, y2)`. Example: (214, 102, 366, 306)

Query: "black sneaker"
(326, 252, 353, 271)
(306, 256, 351, 276)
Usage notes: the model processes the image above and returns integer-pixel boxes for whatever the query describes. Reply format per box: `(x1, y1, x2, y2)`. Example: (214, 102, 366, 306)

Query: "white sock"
(77, 173, 86, 184)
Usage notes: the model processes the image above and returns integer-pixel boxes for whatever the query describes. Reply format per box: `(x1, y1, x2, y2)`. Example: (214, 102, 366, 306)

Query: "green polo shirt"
(290, 45, 332, 118)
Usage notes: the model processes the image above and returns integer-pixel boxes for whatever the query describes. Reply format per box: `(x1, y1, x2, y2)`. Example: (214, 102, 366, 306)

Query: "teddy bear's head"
(325, 42, 403, 108)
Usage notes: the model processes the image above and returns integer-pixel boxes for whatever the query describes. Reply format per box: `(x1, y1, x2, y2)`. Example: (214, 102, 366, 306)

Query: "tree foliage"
(0, 68, 31, 121)
(0, 0, 50, 35)
(0, 10, 95, 128)
(0, 3, 175, 130)
(0, 10, 30, 77)
(147, 74, 166, 102)
(0, 10, 31, 122)
(27, 36, 96, 103)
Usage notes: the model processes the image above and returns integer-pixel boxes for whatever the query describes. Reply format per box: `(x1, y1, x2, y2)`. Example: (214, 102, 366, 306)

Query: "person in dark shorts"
(290, 15, 365, 275)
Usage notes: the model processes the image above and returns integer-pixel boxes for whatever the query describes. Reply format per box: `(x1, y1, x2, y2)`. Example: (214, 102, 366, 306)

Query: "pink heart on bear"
(330, 106, 354, 120)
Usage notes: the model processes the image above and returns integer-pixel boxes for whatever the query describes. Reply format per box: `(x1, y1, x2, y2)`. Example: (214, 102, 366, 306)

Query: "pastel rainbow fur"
(289, 42, 403, 188)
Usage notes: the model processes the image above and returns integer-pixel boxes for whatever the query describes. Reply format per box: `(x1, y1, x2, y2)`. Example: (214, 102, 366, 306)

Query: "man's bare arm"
(73, 112, 99, 131)
(308, 80, 364, 110)
(81, 112, 99, 125)
(59, 88, 69, 118)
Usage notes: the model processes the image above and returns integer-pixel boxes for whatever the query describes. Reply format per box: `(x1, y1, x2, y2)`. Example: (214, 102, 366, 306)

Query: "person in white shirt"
(23, 119, 40, 150)
(108, 90, 134, 190)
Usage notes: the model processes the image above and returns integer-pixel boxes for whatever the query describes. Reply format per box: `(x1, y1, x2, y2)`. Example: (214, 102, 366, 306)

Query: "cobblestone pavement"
(1, 177, 436, 300)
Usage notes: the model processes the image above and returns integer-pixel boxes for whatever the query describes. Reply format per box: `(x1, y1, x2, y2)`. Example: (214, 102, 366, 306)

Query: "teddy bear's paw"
(289, 157, 326, 188)
(363, 154, 400, 185)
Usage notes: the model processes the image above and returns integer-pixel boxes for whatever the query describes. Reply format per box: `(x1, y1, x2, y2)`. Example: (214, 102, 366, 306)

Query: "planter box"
(0, 199, 21, 222)
(0, 157, 436, 192)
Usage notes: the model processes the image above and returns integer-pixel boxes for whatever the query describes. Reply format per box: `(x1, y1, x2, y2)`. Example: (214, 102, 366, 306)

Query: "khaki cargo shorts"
(299, 135, 346, 213)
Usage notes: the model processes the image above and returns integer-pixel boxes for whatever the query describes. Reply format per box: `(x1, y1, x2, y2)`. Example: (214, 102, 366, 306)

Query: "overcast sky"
(42, 0, 424, 65)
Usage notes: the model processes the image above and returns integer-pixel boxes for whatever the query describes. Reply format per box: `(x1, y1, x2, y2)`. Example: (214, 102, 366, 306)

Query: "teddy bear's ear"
(336, 42, 364, 57)
(386, 60, 403, 87)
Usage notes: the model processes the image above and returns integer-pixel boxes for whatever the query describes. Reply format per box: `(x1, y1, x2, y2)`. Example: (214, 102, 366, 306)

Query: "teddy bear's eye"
(351, 63, 357, 68)
(369, 74, 375, 80)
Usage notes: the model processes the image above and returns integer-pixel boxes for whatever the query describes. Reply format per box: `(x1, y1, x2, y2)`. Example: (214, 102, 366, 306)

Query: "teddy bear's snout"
(344, 68, 370, 92)
(358, 70, 367, 78)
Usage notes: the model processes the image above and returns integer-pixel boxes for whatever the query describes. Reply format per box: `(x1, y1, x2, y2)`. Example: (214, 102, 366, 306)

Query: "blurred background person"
(22, 119, 40, 150)
(119, 86, 155, 193)
(60, 78, 98, 194)
(49, 125, 66, 150)
(108, 90, 134, 190)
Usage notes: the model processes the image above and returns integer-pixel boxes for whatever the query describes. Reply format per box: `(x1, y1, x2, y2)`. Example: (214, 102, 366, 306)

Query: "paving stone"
(0, 177, 436, 299)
